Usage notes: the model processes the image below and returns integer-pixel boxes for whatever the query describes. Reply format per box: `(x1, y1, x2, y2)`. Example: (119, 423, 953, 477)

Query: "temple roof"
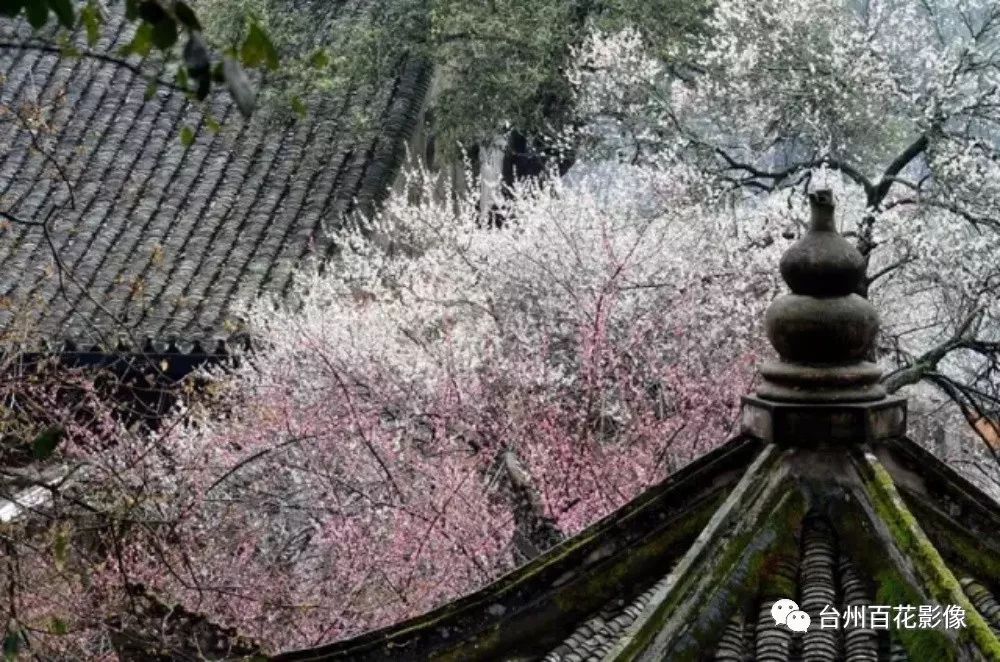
(271, 434, 1000, 662)
(0, 1, 429, 352)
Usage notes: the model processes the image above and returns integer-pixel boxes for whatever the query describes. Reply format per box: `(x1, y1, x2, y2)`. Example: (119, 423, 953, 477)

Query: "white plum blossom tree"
(569, 0, 1000, 495)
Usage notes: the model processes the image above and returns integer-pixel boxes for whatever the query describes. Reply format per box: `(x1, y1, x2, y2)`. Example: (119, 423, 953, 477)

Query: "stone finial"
(758, 190, 884, 402)
(741, 190, 906, 446)
(779, 190, 864, 296)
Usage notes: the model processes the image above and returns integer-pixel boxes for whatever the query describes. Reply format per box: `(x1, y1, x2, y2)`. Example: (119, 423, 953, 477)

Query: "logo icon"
(772, 598, 811, 632)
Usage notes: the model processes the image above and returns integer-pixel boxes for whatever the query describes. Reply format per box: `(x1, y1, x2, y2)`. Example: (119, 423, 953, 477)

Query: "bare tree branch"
(882, 306, 985, 393)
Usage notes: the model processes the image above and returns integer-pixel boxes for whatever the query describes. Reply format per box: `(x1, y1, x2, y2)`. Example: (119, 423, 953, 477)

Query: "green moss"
(613, 473, 806, 662)
(833, 497, 965, 662)
(902, 495, 1000, 585)
(876, 570, 955, 662)
(608, 523, 757, 661)
(861, 454, 1000, 661)
(670, 488, 806, 662)
(551, 492, 723, 614)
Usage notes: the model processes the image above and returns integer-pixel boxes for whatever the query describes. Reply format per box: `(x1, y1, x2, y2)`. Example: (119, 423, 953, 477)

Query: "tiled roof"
(541, 572, 676, 661)
(0, 2, 430, 351)
(271, 435, 1000, 661)
(545, 510, 999, 661)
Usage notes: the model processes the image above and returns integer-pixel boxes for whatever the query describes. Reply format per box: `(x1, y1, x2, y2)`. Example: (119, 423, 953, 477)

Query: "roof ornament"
(741, 190, 907, 445)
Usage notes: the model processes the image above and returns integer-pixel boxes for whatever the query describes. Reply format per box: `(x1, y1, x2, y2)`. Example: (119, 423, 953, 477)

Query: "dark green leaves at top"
(150, 13, 177, 49)
(132, 1, 177, 50)
(240, 20, 278, 71)
(31, 425, 64, 460)
(24, 0, 48, 28)
(174, 1, 200, 31)
(46, 0, 73, 28)
(7, 0, 272, 121)
(136, 0, 166, 24)
(114, 2, 188, 54)
(16, 0, 82, 30)
(0, 1, 27, 19)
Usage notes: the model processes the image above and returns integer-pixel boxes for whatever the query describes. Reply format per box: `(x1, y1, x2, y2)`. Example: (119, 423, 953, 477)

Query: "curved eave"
(272, 435, 1000, 662)
(272, 435, 763, 661)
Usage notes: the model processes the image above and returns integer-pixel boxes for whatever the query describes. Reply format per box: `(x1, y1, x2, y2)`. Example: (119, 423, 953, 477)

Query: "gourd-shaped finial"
(757, 190, 886, 402)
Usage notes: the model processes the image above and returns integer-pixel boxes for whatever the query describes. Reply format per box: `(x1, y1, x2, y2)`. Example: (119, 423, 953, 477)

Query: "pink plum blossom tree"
(2, 159, 779, 656)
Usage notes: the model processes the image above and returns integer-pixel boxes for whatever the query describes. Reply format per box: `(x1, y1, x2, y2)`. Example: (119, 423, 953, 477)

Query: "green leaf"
(122, 21, 153, 57)
(136, 0, 165, 24)
(45, 0, 73, 28)
(240, 20, 278, 71)
(3, 632, 20, 660)
(175, 65, 188, 91)
(0, 0, 26, 19)
(173, 1, 200, 31)
(31, 426, 64, 460)
(204, 115, 220, 134)
(52, 524, 71, 571)
(151, 17, 177, 49)
(144, 80, 158, 100)
(79, 1, 102, 47)
(309, 48, 329, 70)
(57, 33, 79, 57)
(291, 95, 307, 118)
(49, 618, 68, 636)
(179, 125, 195, 147)
(24, 0, 48, 29)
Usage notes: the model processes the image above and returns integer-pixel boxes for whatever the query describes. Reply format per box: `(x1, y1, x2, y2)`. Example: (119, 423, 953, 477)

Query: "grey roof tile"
(0, 1, 430, 351)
